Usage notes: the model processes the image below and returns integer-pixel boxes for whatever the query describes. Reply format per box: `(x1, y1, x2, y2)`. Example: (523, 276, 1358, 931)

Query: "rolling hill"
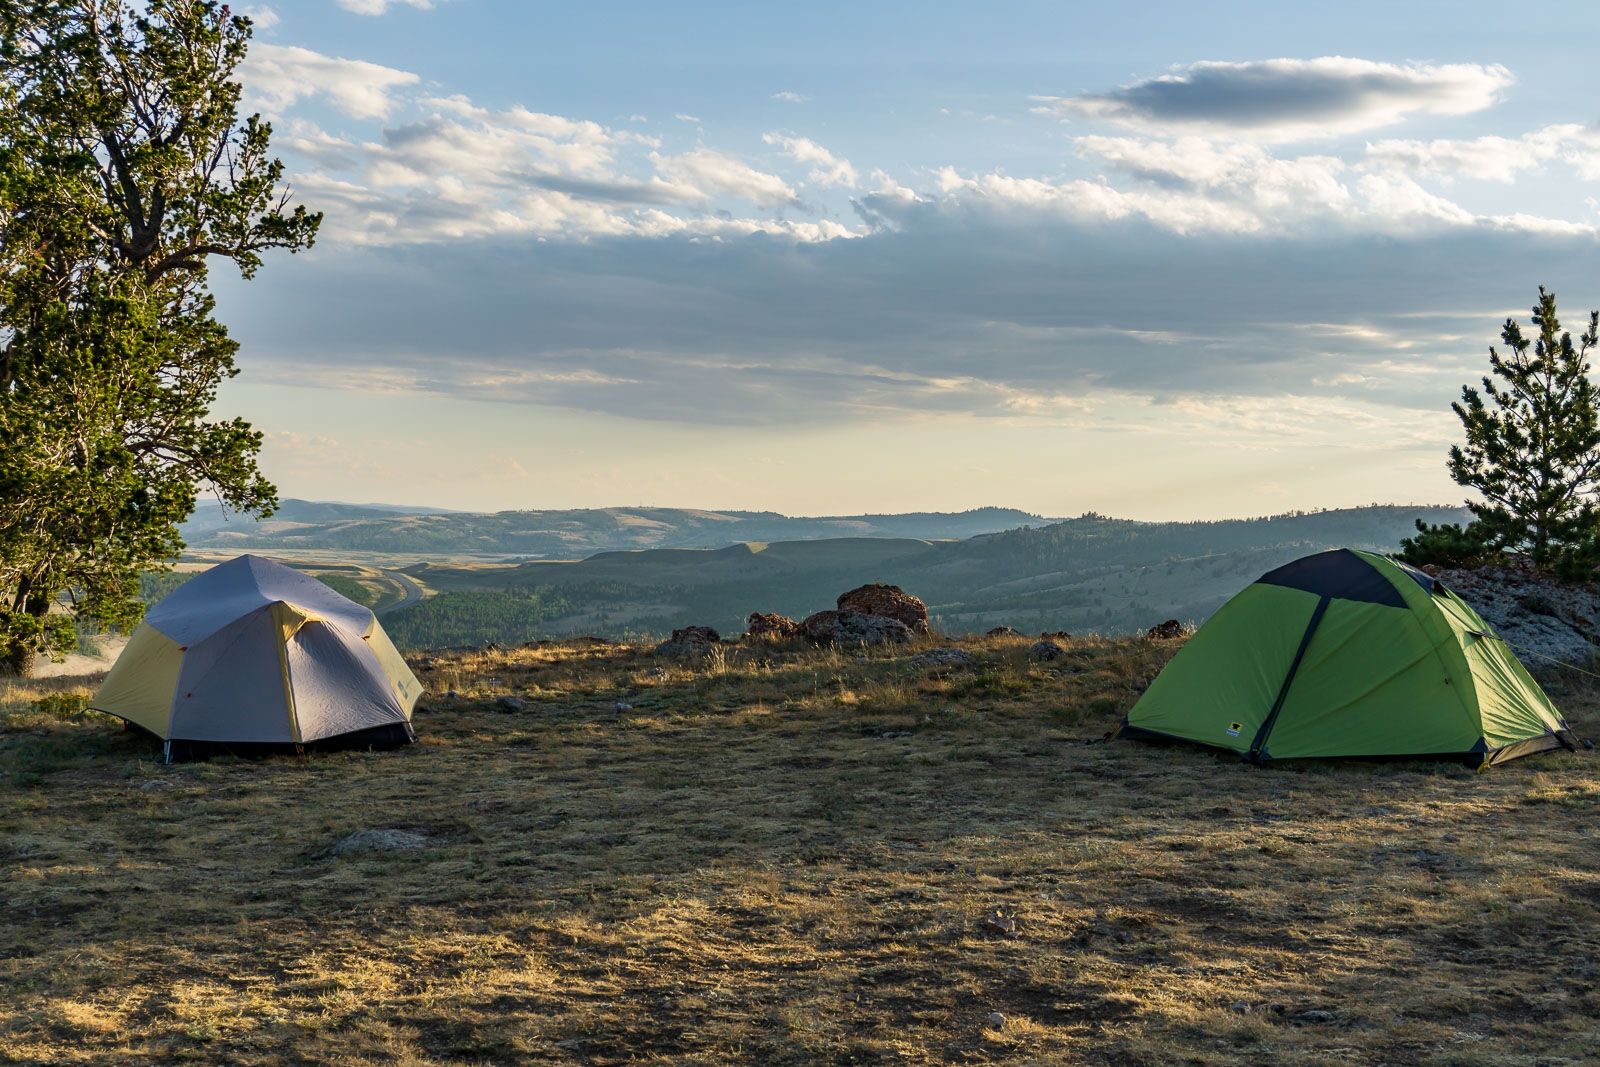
(181, 500, 1050, 558)
(383, 505, 1473, 648)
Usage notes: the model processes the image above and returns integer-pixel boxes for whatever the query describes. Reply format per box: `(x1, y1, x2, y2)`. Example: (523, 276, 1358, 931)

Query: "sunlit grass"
(2, 634, 1598, 1064)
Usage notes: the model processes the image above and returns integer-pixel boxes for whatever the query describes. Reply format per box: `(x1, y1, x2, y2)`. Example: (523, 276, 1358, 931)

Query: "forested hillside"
(386, 505, 1472, 647)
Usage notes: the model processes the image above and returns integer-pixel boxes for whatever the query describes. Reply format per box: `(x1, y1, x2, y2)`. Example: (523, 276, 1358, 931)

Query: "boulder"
(656, 625, 721, 657)
(800, 610, 914, 646)
(1028, 640, 1066, 661)
(745, 612, 800, 641)
(495, 694, 526, 711)
(1146, 619, 1184, 640)
(836, 584, 930, 634)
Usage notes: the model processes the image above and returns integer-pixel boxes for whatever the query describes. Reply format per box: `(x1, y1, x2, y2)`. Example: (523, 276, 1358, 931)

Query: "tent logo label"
(1226, 722, 1243, 737)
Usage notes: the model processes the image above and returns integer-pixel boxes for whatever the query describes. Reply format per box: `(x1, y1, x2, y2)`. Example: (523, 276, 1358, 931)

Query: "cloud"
(275, 99, 847, 243)
(335, 0, 434, 14)
(240, 44, 419, 120)
(674, 113, 702, 123)
(762, 134, 858, 187)
(240, 5, 279, 30)
(217, 204, 1600, 438)
(772, 91, 808, 103)
(652, 149, 801, 206)
(1035, 57, 1514, 142)
(1365, 124, 1600, 182)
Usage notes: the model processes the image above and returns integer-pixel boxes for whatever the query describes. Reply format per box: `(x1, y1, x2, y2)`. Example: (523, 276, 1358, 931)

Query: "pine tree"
(1407, 287, 1600, 575)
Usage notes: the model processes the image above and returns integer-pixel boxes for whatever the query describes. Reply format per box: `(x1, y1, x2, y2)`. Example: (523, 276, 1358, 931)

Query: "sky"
(209, 0, 1600, 520)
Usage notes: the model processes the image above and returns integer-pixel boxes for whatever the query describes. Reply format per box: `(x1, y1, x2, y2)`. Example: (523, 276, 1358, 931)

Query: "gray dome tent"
(92, 555, 424, 761)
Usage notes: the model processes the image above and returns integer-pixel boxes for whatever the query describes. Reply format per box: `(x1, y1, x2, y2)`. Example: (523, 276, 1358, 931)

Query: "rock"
(138, 778, 171, 792)
(1298, 1009, 1336, 1023)
(982, 910, 1018, 938)
(745, 612, 800, 641)
(1028, 640, 1066, 661)
(445, 689, 459, 700)
(985, 626, 1023, 637)
(495, 695, 526, 711)
(1229, 1001, 1251, 1015)
(1146, 619, 1185, 640)
(836, 584, 930, 634)
(799, 610, 914, 646)
(986, 1012, 1006, 1030)
(913, 647, 973, 668)
(655, 625, 721, 657)
(332, 829, 428, 855)
(1039, 630, 1073, 641)
(614, 702, 633, 712)
(1424, 555, 1600, 670)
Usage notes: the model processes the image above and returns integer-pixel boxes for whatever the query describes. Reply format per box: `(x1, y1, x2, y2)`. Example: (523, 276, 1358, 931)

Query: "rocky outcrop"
(656, 625, 721, 657)
(800, 610, 914, 646)
(837, 584, 930, 634)
(1425, 557, 1600, 669)
(985, 626, 1023, 638)
(745, 612, 799, 641)
(1145, 619, 1184, 640)
(1028, 640, 1066, 661)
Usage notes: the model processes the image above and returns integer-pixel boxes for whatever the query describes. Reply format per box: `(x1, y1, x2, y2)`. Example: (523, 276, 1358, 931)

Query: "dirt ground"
(3, 634, 1599, 1065)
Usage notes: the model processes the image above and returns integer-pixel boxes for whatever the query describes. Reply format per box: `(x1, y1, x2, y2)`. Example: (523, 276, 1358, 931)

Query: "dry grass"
(3, 634, 1600, 1065)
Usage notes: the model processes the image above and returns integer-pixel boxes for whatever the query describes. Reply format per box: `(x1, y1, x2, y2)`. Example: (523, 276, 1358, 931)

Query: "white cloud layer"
(763, 134, 858, 187)
(240, 44, 419, 120)
(335, 0, 434, 14)
(652, 149, 801, 206)
(1365, 124, 1600, 182)
(1036, 57, 1514, 142)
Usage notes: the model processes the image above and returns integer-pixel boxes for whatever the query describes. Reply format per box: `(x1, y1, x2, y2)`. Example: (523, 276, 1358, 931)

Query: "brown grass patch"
(3, 636, 1599, 1064)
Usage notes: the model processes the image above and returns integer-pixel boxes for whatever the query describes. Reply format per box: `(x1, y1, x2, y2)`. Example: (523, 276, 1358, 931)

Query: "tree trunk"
(0, 593, 53, 677)
(0, 638, 37, 678)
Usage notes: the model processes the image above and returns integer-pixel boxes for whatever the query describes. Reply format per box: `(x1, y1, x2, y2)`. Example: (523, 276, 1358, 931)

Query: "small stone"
(332, 829, 428, 855)
(495, 695, 526, 712)
(1298, 1009, 1336, 1023)
(913, 647, 973, 668)
(614, 702, 633, 712)
(986, 1012, 1006, 1029)
(1229, 1001, 1251, 1015)
(139, 778, 170, 792)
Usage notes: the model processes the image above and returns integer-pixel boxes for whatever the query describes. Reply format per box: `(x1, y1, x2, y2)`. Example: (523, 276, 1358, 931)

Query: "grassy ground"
(3, 634, 1599, 1065)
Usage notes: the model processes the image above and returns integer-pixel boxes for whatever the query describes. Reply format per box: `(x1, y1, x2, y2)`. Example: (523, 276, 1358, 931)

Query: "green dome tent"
(1117, 549, 1575, 768)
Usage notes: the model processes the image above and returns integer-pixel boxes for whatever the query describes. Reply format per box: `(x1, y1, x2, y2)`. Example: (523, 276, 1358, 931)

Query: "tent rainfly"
(93, 554, 423, 762)
(1117, 549, 1575, 768)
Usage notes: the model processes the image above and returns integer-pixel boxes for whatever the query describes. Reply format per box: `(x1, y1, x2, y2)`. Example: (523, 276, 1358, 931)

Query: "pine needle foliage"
(1404, 288, 1600, 577)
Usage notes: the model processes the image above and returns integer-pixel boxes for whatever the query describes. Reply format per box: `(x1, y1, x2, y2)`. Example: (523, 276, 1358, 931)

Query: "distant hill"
(384, 505, 1474, 648)
(180, 500, 1051, 558)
